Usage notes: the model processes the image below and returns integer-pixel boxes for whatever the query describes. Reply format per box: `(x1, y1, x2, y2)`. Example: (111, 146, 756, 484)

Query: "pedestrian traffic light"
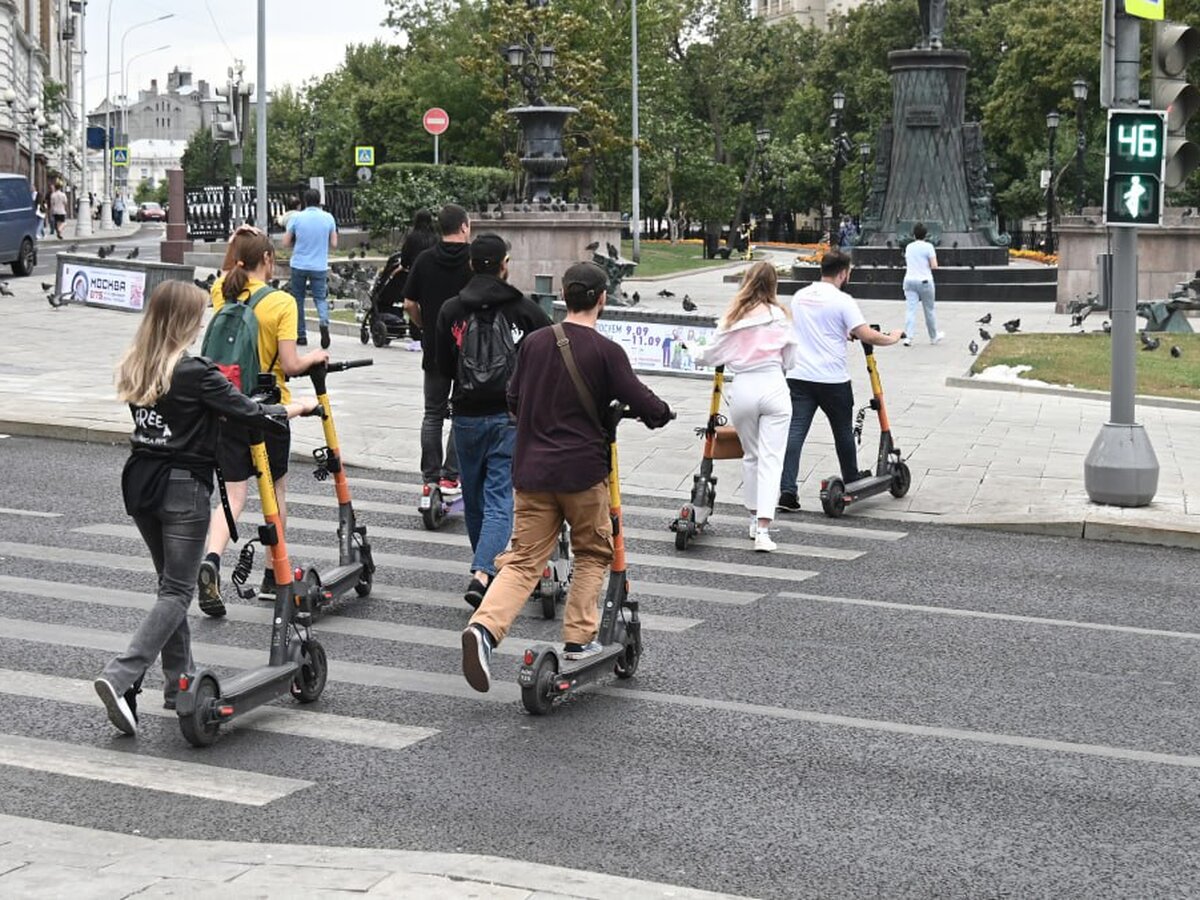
(1104, 110, 1166, 226)
(210, 83, 240, 145)
(1151, 20, 1200, 188)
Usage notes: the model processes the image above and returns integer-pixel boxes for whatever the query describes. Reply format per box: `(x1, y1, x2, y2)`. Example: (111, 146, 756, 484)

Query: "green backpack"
(201, 285, 274, 393)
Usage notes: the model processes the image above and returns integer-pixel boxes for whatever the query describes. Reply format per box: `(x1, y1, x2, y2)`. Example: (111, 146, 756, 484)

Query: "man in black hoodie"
(403, 203, 472, 495)
(435, 234, 551, 607)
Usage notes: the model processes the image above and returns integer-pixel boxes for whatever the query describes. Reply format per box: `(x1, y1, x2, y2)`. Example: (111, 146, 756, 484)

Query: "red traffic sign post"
(423, 108, 449, 164)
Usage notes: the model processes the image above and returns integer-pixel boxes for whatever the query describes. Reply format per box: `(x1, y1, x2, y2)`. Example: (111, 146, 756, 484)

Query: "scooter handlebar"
(326, 359, 374, 373)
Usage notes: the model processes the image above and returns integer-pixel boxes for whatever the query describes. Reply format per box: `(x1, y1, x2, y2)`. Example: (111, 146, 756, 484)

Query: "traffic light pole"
(255, 0, 268, 232)
(1084, 7, 1160, 507)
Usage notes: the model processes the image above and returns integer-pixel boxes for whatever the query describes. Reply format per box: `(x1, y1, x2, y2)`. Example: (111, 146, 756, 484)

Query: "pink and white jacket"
(695, 305, 800, 375)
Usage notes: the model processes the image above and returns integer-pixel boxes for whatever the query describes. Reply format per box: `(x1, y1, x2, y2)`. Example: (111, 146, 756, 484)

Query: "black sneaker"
(464, 576, 489, 610)
(776, 492, 801, 513)
(856, 470, 873, 482)
(197, 559, 226, 618)
(296, 335, 308, 346)
(93, 678, 138, 736)
(320, 323, 331, 350)
(461, 624, 493, 692)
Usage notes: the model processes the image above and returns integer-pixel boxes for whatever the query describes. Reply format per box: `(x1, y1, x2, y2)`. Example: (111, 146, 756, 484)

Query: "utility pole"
(256, 0, 268, 231)
(630, 0, 641, 263)
(76, 0, 93, 237)
(1083, 3, 1159, 506)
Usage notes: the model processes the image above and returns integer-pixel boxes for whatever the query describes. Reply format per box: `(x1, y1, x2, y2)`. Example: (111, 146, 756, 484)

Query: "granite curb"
(5, 414, 1196, 549)
(945, 374, 1200, 413)
(0, 814, 751, 899)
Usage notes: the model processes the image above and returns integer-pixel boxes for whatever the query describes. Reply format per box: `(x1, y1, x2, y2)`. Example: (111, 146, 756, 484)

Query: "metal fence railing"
(184, 183, 361, 242)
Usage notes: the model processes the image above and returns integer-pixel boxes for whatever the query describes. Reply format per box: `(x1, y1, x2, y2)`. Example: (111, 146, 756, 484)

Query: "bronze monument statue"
(918, 0, 947, 50)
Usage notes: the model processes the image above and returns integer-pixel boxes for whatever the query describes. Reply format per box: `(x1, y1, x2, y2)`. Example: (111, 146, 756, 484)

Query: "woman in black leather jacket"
(94, 281, 317, 736)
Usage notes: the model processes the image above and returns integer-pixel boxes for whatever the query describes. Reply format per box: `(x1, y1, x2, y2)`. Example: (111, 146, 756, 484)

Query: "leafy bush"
(357, 163, 510, 235)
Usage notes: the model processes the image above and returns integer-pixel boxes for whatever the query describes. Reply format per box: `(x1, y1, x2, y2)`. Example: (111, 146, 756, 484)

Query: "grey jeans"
(102, 470, 210, 702)
(420, 369, 459, 483)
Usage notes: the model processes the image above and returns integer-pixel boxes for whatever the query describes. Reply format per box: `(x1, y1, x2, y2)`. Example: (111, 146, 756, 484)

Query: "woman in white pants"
(696, 262, 799, 552)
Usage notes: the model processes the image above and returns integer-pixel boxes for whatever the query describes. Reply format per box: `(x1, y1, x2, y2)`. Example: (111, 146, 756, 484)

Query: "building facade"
(755, 0, 868, 28)
(0, 0, 82, 201)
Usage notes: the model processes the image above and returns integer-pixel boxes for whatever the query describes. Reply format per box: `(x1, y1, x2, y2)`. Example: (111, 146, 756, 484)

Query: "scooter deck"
(220, 662, 300, 697)
(844, 473, 894, 496)
(554, 643, 625, 677)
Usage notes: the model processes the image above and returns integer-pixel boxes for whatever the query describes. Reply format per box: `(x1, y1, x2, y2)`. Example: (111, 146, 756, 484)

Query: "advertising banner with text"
(61, 263, 147, 312)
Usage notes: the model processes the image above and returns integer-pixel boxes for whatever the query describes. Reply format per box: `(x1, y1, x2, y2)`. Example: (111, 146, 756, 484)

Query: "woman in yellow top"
(196, 226, 330, 618)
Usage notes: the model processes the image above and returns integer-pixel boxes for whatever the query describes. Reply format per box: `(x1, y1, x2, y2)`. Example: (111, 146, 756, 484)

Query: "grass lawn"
(330, 308, 358, 324)
(971, 332, 1200, 401)
(620, 240, 751, 278)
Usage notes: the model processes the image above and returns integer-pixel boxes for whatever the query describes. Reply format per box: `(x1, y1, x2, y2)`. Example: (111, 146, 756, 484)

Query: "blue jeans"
(779, 378, 860, 495)
(290, 267, 329, 338)
(903, 277, 938, 340)
(453, 413, 516, 577)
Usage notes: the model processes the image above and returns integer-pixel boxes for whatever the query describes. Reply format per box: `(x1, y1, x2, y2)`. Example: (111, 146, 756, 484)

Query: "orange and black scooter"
(176, 376, 328, 746)
(819, 329, 911, 517)
(517, 401, 673, 715)
(298, 359, 377, 614)
(670, 365, 738, 550)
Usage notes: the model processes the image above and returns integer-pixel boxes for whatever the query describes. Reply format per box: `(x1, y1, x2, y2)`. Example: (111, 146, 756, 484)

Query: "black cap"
(562, 261, 607, 300)
(470, 233, 509, 269)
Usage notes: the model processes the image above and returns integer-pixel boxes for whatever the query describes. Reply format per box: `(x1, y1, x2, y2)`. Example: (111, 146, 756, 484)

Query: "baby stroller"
(359, 251, 414, 348)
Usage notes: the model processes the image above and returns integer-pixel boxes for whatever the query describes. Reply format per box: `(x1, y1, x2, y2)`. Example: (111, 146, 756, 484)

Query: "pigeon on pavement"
(585, 241, 600, 252)
(40, 282, 52, 291)
(1170, 345, 1182, 358)
(968, 340, 979, 355)
(607, 242, 620, 259)
(657, 289, 675, 298)
(126, 247, 139, 259)
(97, 246, 109, 259)
(1102, 320, 1112, 334)
(47, 291, 71, 308)
(978, 328, 992, 341)
(976, 313, 991, 324)
(682, 295, 697, 312)
(1141, 337, 1161, 351)
(1003, 318, 1020, 333)
(67, 242, 78, 252)
(0, 282, 13, 297)
(631, 291, 640, 304)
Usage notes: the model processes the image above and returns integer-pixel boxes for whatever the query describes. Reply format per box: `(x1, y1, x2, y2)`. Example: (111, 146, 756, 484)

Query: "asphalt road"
(1, 435, 1199, 898)
(32, 223, 164, 279)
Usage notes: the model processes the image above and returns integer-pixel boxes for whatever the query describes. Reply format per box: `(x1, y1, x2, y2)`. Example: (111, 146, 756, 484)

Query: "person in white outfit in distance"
(902, 222, 943, 346)
(696, 262, 799, 552)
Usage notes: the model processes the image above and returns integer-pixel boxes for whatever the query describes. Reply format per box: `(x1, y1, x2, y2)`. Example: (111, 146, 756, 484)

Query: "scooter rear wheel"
(821, 479, 846, 518)
(521, 655, 557, 716)
(291, 639, 328, 703)
(614, 636, 641, 679)
(420, 487, 446, 531)
(179, 675, 221, 748)
(890, 461, 912, 498)
(673, 507, 695, 551)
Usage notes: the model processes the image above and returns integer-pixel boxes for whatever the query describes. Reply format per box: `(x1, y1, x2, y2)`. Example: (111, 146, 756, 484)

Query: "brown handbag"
(710, 425, 744, 460)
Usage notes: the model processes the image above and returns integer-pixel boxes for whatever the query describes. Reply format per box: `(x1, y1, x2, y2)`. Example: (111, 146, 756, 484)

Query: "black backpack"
(457, 307, 516, 395)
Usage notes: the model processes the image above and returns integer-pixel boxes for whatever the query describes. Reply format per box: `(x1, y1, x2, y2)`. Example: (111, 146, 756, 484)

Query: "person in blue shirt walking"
(283, 189, 339, 348)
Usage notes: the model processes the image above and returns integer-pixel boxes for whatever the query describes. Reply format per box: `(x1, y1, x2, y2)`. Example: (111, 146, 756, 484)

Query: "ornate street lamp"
(830, 91, 847, 226)
(1045, 110, 1060, 254)
(859, 142, 871, 214)
(1073, 78, 1089, 215)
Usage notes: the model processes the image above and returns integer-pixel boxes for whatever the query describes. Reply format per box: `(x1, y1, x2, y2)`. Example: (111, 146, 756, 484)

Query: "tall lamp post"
(1044, 110, 1060, 254)
(858, 142, 871, 216)
(630, 0, 641, 262)
(830, 90, 846, 228)
(1072, 79, 1088, 214)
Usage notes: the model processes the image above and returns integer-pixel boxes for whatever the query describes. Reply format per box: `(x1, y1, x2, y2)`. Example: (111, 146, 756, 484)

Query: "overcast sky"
(84, 0, 395, 104)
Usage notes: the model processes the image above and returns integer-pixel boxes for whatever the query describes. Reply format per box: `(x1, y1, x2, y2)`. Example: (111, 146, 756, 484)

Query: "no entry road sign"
(423, 108, 450, 136)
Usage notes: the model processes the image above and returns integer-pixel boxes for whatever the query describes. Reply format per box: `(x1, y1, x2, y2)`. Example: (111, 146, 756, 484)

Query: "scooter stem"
(316, 392, 352, 505)
(608, 438, 626, 576)
(701, 365, 725, 458)
(863, 347, 892, 433)
(250, 441, 294, 588)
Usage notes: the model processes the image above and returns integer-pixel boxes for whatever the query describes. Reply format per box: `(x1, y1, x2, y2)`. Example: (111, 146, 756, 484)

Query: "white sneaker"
(94, 678, 138, 735)
(901, 338, 912, 347)
(754, 530, 777, 553)
(931, 331, 945, 345)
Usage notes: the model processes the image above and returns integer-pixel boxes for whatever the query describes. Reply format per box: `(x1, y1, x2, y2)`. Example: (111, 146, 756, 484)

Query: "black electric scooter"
(529, 522, 571, 620)
(819, 329, 911, 518)
(518, 403, 672, 714)
(670, 365, 728, 550)
(419, 479, 464, 530)
(176, 379, 328, 747)
(297, 359, 377, 613)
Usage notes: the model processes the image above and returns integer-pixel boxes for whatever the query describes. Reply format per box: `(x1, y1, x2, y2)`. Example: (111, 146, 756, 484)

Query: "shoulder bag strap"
(552, 323, 603, 433)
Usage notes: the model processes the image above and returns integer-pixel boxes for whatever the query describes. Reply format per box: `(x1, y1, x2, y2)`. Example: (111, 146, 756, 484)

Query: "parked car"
(0, 174, 39, 276)
(134, 202, 166, 222)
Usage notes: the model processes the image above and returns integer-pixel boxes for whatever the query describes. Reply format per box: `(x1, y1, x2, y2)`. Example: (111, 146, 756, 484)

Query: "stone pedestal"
(469, 209, 622, 295)
(859, 49, 1008, 266)
(159, 169, 193, 265)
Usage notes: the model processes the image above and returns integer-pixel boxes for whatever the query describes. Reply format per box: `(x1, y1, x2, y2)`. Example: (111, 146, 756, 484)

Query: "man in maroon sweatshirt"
(461, 261, 673, 693)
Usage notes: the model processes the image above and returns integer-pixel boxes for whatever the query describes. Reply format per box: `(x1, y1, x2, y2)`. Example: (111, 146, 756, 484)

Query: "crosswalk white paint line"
(0, 507, 62, 518)
(0, 668, 437, 752)
(781, 591, 1200, 643)
(5, 614, 1197, 772)
(273, 513, 860, 562)
(0, 616, 520, 704)
(341, 480, 909, 541)
(0, 733, 312, 805)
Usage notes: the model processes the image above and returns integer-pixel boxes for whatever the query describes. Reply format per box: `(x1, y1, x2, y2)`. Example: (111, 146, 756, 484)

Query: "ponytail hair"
(222, 231, 275, 302)
(721, 261, 787, 329)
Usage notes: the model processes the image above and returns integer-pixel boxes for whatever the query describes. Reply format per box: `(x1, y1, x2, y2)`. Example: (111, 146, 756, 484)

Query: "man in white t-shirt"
(777, 249, 903, 512)
(902, 222, 943, 346)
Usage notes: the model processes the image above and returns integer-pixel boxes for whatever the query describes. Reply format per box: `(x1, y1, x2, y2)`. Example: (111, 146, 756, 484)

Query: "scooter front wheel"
(614, 635, 641, 679)
(821, 479, 846, 518)
(179, 675, 221, 747)
(291, 639, 328, 703)
(420, 487, 446, 531)
(521, 655, 557, 716)
(890, 461, 912, 499)
(539, 583, 557, 620)
(359, 322, 370, 345)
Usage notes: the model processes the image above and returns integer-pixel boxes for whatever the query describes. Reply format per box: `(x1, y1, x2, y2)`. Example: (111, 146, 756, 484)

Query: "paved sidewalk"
(1, 250, 1197, 547)
(38, 219, 143, 246)
(0, 814, 751, 899)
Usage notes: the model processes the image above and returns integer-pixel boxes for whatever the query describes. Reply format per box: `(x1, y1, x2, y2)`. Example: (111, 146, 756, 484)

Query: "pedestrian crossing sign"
(113, 147, 129, 166)
(355, 146, 375, 167)
(1124, 0, 1164, 21)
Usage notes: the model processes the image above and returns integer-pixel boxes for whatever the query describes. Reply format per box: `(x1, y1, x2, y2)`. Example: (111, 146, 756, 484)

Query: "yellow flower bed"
(1009, 248, 1058, 265)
